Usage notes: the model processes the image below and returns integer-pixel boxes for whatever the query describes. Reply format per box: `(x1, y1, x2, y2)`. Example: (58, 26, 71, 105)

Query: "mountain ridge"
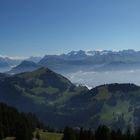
(4, 49, 140, 74)
(38, 49, 140, 73)
(8, 60, 41, 74)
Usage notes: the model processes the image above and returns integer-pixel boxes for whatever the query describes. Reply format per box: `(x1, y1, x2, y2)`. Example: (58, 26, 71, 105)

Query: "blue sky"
(0, 0, 140, 56)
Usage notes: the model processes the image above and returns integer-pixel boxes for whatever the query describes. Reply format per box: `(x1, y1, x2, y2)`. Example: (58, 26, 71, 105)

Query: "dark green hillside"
(1, 67, 140, 130)
(0, 73, 9, 81)
(0, 67, 88, 127)
(0, 103, 42, 140)
(0, 67, 84, 106)
(61, 83, 140, 130)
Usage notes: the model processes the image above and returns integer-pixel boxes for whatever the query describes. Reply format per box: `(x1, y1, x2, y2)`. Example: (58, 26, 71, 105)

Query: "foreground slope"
(0, 103, 42, 140)
(34, 130, 63, 140)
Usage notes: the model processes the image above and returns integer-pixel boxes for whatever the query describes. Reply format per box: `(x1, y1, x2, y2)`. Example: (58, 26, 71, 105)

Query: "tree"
(95, 125, 110, 140)
(36, 131, 40, 140)
(63, 127, 76, 140)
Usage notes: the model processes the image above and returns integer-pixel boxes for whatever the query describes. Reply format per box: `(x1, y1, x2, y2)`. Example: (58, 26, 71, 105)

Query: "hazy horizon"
(0, 48, 140, 58)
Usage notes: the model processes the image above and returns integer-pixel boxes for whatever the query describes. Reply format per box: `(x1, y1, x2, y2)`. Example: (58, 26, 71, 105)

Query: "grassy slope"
(33, 129, 63, 140)
(3, 137, 15, 140)
(4, 130, 63, 140)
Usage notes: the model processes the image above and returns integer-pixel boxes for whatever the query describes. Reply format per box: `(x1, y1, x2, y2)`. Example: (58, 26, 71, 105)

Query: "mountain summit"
(8, 60, 41, 74)
(0, 67, 87, 127)
(38, 49, 140, 73)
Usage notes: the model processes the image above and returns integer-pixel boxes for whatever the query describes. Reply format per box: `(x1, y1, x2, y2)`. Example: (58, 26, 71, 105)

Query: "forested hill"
(0, 103, 43, 140)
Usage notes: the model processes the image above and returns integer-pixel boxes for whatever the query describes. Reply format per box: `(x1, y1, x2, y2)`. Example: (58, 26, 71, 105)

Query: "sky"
(0, 0, 140, 56)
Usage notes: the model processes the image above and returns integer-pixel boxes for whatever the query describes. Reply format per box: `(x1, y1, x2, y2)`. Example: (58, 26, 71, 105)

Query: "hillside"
(0, 103, 42, 140)
(1, 67, 140, 130)
(0, 67, 88, 127)
(3, 130, 63, 140)
(62, 83, 140, 130)
(33, 129, 63, 140)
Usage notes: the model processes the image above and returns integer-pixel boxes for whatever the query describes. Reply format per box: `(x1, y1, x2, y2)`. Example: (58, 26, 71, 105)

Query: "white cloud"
(65, 70, 140, 88)
(0, 55, 28, 60)
(8, 56, 29, 60)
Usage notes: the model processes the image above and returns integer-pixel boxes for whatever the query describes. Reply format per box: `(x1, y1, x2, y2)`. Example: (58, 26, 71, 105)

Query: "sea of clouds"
(65, 70, 140, 89)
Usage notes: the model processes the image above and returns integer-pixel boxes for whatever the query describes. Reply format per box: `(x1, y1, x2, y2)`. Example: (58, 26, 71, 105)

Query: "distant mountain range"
(8, 60, 41, 74)
(39, 49, 140, 73)
(1, 67, 140, 130)
(0, 56, 42, 73)
(7, 49, 140, 74)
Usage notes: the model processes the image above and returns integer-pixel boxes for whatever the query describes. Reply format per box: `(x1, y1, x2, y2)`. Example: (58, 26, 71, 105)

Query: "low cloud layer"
(65, 70, 140, 88)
